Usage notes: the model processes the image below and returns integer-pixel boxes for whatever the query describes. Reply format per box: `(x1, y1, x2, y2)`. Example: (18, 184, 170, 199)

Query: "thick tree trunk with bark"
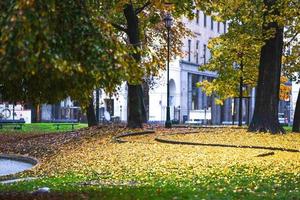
(142, 80, 149, 122)
(25, 103, 39, 123)
(292, 88, 300, 132)
(248, 0, 285, 134)
(124, 3, 147, 128)
(127, 84, 144, 128)
(86, 98, 97, 127)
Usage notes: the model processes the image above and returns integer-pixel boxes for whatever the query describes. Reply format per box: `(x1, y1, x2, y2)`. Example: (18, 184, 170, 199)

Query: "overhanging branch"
(135, 1, 151, 14)
(111, 22, 128, 33)
(284, 32, 299, 49)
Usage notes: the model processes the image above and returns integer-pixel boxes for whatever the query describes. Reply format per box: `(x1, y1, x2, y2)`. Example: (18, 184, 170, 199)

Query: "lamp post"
(96, 89, 100, 123)
(164, 13, 173, 128)
(237, 52, 244, 126)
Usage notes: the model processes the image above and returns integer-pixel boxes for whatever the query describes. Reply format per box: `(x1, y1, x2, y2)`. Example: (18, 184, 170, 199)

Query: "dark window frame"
(188, 39, 191, 62)
(196, 10, 199, 24)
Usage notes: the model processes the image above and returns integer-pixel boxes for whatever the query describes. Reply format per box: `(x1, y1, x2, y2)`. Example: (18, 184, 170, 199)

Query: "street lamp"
(164, 13, 173, 128)
(237, 52, 244, 127)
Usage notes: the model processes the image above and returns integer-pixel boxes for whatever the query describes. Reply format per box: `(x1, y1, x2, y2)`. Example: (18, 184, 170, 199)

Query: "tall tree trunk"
(124, 3, 147, 128)
(127, 84, 144, 127)
(248, 0, 285, 134)
(25, 103, 39, 123)
(142, 80, 149, 122)
(36, 104, 40, 122)
(95, 89, 99, 123)
(86, 97, 97, 127)
(292, 88, 300, 132)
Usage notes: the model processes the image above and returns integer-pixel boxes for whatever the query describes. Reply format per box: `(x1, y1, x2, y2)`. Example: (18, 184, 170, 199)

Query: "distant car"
(278, 113, 288, 125)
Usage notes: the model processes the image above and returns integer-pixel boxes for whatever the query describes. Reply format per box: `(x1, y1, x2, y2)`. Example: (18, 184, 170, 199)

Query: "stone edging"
(155, 133, 300, 153)
(0, 154, 38, 165)
(113, 130, 155, 143)
(0, 154, 39, 180)
(113, 129, 300, 153)
(172, 125, 247, 129)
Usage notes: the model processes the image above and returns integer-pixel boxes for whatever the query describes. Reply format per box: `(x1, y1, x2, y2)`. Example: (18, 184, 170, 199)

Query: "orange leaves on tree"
(279, 76, 291, 101)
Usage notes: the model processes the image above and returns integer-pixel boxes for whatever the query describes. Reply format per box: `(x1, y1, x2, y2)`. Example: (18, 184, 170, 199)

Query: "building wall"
(149, 59, 181, 122)
(290, 81, 299, 123)
(96, 11, 231, 124)
(177, 11, 230, 124)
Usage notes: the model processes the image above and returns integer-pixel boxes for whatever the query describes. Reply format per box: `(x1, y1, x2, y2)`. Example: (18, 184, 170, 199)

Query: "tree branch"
(111, 22, 128, 33)
(284, 32, 299, 49)
(135, 1, 151, 14)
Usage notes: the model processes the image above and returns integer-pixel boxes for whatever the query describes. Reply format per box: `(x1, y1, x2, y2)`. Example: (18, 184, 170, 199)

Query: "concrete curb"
(113, 130, 155, 143)
(155, 133, 300, 153)
(0, 154, 39, 180)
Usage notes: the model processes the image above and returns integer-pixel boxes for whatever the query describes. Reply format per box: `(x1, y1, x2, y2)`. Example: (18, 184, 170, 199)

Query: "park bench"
(51, 119, 79, 131)
(0, 119, 26, 130)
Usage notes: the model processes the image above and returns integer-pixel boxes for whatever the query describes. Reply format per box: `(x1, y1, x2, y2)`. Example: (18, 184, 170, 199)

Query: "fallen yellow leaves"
(31, 127, 300, 183)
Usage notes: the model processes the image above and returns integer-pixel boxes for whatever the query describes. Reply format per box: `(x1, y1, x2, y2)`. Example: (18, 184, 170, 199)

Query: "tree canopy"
(197, 0, 299, 103)
(0, 1, 135, 106)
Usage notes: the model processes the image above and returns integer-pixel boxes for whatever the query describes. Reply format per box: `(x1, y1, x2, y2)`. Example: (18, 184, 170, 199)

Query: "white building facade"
(99, 11, 238, 124)
(148, 11, 236, 124)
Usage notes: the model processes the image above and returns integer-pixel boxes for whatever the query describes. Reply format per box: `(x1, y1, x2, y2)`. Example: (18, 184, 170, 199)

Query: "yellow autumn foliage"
(280, 76, 292, 101)
(31, 128, 300, 184)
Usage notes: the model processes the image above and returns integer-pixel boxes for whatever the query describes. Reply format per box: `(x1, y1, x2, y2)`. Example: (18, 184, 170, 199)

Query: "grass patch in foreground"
(0, 169, 299, 200)
(283, 126, 292, 132)
(0, 123, 88, 133)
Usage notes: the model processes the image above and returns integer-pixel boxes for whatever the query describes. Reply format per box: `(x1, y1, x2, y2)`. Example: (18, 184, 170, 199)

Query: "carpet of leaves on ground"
(1, 126, 300, 199)
(32, 127, 300, 182)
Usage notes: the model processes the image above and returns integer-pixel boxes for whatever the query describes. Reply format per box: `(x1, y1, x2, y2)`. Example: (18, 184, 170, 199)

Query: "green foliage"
(0, 0, 196, 108)
(0, 1, 131, 106)
(89, 0, 195, 80)
(198, 29, 262, 101)
(196, 0, 299, 102)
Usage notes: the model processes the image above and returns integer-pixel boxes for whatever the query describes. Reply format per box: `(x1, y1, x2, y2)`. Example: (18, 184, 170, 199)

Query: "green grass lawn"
(0, 123, 88, 133)
(1, 169, 299, 199)
(283, 126, 292, 132)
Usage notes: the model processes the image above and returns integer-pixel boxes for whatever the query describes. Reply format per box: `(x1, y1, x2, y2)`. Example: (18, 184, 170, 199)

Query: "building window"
(223, 22, 227, 33)
(204, 14, 207, 27)
(217, 22, 220, 33)
(104, 98, 114, 116)
(192, 74, 199, 110)
(196, 10, 199, 24)
(211, 17, 214, 30)
(203, 44, 207, 64)
(208, 48, 212, 61)
(196, 40, 199, 64)
(190, 74, 213, 110)
(206, 77, 214, 108)
(188, 39, 191, 62)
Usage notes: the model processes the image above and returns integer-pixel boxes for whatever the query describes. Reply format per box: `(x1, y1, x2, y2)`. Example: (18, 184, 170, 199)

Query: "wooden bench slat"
(53, 123, 78, 131)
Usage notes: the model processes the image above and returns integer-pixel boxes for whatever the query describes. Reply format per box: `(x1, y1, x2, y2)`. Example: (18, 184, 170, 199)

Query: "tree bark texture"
(127, 84, 144, 128)
(142, 80, 149, 122)
(124, 3, 147, 128)
(248, 0, 285, 134)
(25, 103, 39, 123)
(86, 97, 97, 127)
(292, 88, 300, 132)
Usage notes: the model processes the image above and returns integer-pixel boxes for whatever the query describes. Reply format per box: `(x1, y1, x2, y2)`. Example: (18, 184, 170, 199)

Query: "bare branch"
(284, 32, 299, 48)
(111, 22, 128, 33)
(135, 1, 151, 14)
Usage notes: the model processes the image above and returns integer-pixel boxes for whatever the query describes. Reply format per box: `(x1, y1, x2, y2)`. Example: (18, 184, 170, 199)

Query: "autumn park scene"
(0, 0, 299, 199)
